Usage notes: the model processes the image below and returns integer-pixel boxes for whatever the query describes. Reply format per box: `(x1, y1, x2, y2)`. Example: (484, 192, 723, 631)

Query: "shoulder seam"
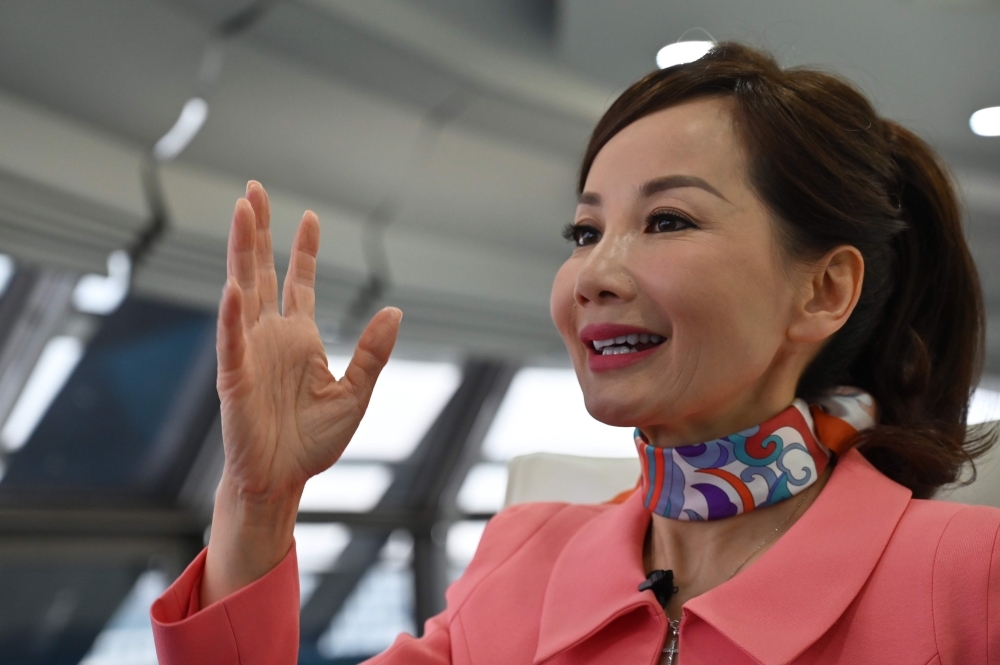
(221, 602, 242, 665)
(988, 518, 1000, 665)
(930, 505, 967, 664)
(445, 503, 579, 624)
(930, 504, 1000, 665)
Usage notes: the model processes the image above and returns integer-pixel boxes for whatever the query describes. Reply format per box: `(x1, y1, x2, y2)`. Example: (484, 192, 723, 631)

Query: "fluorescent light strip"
(0, 254, 14, 298)
(1, 336, 85, 452)
(153, 97, 209, 162)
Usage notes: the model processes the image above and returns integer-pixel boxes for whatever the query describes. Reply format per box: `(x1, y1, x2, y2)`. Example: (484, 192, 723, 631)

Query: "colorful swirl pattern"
(635, 390, 876, 521)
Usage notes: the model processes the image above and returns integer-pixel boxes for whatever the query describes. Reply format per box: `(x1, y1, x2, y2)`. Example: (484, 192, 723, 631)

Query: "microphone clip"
(638, 569, 678, 609)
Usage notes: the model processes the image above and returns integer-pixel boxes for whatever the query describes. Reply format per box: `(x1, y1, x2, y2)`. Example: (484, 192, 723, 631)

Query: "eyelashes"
(647, 209, 696, 233)
(563, 209, 697, 247)
(562, 223, 598, 247)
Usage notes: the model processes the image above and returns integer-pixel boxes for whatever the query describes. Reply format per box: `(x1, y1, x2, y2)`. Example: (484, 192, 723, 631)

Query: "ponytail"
(580, 43, 994, 497)
(848, 123, 990, 497)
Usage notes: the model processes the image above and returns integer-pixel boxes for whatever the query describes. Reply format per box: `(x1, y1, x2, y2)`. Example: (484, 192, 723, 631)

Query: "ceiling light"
(970, 106, 1000, 137)
(1, 336, 85, 452)
(153, 97, 209, 162)
(656, 41, 714, 70)
(72, 250, 131, 315)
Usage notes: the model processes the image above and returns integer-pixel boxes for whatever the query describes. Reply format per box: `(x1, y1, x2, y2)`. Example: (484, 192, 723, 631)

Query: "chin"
(580, 389, 647, 428)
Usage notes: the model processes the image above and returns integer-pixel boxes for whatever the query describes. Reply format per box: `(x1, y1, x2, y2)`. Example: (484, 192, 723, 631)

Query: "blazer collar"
(684, 448, 912, 664)
(535, 448, 912, 665)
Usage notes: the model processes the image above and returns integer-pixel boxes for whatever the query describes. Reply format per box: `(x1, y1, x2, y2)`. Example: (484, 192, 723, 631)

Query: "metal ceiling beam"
(298, 358, 516, 642)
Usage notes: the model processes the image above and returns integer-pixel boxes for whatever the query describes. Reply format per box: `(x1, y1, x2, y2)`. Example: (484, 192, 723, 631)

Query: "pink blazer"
(152, 448, 1000, 664)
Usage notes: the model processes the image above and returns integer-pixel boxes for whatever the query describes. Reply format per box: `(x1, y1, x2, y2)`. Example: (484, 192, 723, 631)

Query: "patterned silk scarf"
(635, 387, 877, 521)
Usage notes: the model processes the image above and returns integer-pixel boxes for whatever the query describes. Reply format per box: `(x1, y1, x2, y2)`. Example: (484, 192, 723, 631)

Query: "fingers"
(227, 198, 260, 326)
(246, 181, 279, 316)
(341, 307, 402, 410)
(217, 281, 246, 375)
(282, 211, 320, 319)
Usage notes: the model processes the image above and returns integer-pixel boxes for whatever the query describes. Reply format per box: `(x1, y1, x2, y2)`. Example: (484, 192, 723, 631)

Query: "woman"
(151, 43, 1000, 664)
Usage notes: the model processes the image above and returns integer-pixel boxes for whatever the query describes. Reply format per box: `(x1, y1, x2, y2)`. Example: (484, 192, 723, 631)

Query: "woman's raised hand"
(202, 181, 401, 607)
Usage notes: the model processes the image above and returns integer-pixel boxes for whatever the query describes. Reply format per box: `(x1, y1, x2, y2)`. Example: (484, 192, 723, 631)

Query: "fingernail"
(246, 180, 253, 195)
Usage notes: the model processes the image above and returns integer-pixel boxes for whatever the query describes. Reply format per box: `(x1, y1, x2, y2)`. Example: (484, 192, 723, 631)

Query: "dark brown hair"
(579, 42, 992, 498)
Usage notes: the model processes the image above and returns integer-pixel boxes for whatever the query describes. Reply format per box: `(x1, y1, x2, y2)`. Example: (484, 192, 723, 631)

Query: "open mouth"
(589, 333, 666, 356)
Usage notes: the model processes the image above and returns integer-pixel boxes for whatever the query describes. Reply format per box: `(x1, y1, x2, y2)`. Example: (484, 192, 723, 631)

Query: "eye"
(647, 210, 696, 234)
(562, 223, 602, 247)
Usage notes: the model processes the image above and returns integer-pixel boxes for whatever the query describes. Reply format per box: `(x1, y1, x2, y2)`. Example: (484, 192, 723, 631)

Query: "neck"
(639, 379, 797, 449)
(644, 465, 832, 619)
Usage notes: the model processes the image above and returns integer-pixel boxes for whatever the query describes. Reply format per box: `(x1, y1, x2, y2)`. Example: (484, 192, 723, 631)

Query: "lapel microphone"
(639, 569, 678, 608)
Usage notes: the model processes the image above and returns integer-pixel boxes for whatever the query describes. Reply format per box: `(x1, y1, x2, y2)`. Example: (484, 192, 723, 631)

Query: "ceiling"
(0, 0, 997, 365)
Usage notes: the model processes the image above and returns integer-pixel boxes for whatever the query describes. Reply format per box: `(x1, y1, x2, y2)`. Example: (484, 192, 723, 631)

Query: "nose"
(574, 233, 638, 306)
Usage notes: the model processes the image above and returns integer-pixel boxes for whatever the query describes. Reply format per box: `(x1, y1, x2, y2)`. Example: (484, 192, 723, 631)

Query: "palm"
(216, 182, 400, 499)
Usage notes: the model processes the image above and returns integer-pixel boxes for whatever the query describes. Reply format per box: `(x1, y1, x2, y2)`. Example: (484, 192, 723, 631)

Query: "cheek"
(550, 259, 578, 341)
(644, 243, 788, 371)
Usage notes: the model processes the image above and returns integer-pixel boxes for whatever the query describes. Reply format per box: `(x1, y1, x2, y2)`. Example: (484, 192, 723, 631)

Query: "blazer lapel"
(683, 448, 913, 665)
(534, 488, 664, 663)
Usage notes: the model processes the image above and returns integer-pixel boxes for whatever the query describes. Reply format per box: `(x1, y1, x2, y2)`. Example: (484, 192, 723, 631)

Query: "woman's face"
(551, 96, 814, 445)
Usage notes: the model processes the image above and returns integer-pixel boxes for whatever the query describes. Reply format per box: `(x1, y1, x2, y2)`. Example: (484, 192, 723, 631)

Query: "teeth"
(591, 332, 667, 352)
(602, 346, 637, 355)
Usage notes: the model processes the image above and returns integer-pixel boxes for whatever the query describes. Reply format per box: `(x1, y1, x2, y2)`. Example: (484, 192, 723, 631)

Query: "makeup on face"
(549, 97, 807, 438)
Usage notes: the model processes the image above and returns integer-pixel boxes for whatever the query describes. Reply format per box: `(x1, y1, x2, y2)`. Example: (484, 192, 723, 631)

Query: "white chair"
(504, 422, 1000, 509)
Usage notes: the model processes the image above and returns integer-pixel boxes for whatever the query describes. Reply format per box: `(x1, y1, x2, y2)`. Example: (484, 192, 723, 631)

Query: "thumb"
(341, 307, 402, 409)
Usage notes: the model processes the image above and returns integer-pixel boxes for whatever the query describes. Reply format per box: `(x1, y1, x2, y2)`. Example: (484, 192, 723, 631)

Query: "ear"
(788, 245, 864, 344)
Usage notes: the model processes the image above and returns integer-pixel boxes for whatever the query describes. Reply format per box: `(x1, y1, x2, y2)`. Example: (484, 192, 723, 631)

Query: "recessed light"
(970, 106, 1000, 137)
(656, 41, 714, 70)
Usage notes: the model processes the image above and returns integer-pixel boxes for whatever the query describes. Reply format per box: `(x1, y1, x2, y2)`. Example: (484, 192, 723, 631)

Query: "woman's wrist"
(200, 471, 303, 608)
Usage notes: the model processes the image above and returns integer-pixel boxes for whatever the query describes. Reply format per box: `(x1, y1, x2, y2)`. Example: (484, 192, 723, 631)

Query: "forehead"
(585, 96, 746, 195)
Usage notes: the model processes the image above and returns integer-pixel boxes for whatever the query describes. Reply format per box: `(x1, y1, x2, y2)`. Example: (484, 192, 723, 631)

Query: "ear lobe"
(790, 245, 864, 343)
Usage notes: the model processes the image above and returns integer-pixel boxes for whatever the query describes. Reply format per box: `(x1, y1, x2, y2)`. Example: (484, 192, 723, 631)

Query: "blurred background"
(0, 1, 998, 663)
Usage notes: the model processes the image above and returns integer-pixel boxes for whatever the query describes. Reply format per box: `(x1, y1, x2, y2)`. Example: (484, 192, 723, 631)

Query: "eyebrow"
(578, 174, 730, 206)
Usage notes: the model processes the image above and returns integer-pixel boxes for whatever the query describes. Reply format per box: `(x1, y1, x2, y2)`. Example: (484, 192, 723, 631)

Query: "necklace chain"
(660, 489, 812, 663)
(727, 488, 811, 580)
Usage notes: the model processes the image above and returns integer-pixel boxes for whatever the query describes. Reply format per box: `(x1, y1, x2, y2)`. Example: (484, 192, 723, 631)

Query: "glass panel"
(456, 462, 508, 513)
(1, 335, 84, 453)
(446, 520, 487, 567)
(326, 356, 461, 461)
(482, 367, 633, 461)
(0, 297, 215, 496)
(299, 463, 393, 512)
(970, 386, 1000, 425)
(78, 570, 167, 665)
(318, 530, 415, 659)
(294, 523, 351, 573)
